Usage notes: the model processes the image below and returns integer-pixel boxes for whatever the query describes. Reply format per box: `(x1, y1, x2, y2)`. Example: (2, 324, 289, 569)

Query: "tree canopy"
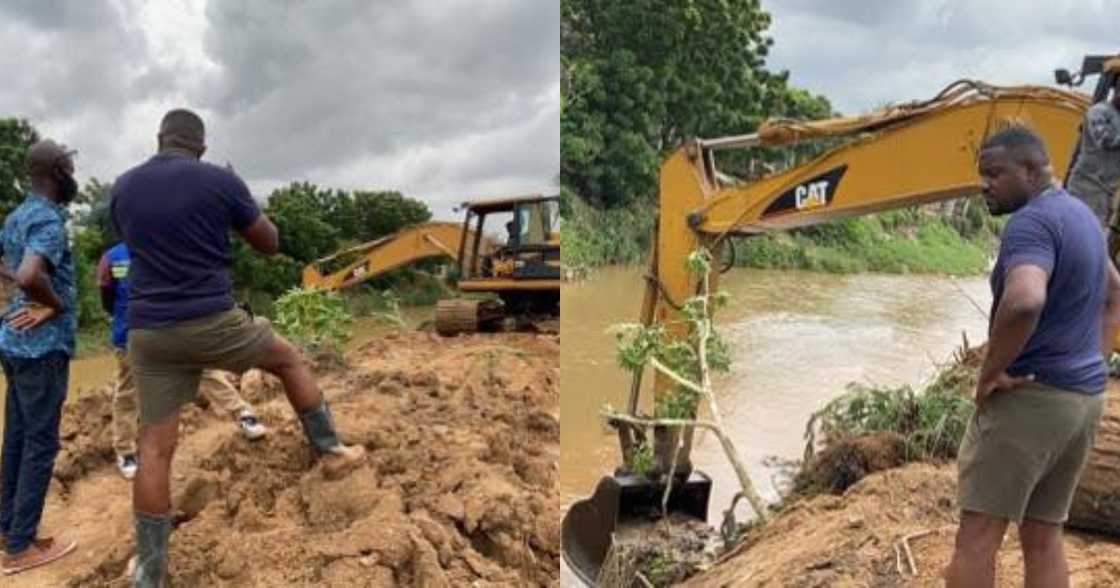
(561, 0, 833, 207)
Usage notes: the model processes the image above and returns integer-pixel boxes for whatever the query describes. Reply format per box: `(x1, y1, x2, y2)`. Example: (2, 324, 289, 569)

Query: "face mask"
(57, 172, 78, 204)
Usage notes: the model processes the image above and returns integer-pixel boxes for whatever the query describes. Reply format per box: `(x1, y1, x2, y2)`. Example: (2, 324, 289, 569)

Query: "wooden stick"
(897, 525, 956, 576)
(661, 424, 685, 517)
(902, 535, 918, 576)
(649, 356, 704, 395)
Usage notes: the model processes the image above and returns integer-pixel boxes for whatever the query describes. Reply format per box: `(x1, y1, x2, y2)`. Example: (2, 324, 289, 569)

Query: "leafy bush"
(273, 288, 353, 349)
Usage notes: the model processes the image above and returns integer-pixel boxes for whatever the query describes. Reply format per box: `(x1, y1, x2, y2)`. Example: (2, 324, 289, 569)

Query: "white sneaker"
(117, 454, 137, 480)
(237, 412, 268, 441)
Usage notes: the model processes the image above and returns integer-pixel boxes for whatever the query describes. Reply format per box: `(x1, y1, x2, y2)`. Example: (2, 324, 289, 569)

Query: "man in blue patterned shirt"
(0, 139, 79, 575)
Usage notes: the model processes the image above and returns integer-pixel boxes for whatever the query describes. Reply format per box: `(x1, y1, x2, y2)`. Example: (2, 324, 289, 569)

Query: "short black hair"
(980, 124, 1049, 166)
(159, 108, 205, 152)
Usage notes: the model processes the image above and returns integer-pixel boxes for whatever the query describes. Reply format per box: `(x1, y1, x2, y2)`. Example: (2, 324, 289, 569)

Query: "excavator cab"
(433, 194, 561, 334)
(460, 196, 561, 282)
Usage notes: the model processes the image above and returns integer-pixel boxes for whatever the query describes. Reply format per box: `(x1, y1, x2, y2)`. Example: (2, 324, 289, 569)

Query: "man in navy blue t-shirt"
(110, 109, 365, 586)
(946, 126, 1120, 587)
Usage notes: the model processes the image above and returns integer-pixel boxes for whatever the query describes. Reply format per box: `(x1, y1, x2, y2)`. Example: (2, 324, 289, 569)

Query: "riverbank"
(686, 461, 1120, 587)
(597, 345, 1120, 586)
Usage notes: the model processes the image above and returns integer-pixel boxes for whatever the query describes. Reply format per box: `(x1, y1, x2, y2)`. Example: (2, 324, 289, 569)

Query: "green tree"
(72, 178, 115, 244)
(265, 182, 343, 262)
(229, 240, 304, 311)
(72, 227, 109, 332)
(0, 118, 40, 219)
(561, 0, 833, 208)
(349, 190, 431, 242)
(232, 181, 437, 313)
(69, 179, 117, 338)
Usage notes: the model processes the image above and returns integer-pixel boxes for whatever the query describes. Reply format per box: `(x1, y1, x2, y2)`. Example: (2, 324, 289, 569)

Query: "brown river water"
(560, 266, 992, 523)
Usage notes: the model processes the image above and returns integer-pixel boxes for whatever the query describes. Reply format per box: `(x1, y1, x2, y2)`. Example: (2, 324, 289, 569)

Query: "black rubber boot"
(297, 399, 341, 454)
(133, 511, 171, 588)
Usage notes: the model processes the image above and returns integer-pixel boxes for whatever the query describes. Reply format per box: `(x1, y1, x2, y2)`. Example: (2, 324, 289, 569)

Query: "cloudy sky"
(764, 0, 1117, 114)
(0, 0, 559, 219)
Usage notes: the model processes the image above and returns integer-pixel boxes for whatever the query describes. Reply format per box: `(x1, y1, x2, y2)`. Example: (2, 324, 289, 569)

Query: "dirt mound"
(793, 431, 907, 495)
(685, 463, 1120, 587)
(53, 384, 117, 488)
(54, 383, 228, 489)
(33, 330, 558, 587)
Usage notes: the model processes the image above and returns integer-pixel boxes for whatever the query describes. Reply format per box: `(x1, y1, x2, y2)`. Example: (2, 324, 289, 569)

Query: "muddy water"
(560, 266, 992, 520)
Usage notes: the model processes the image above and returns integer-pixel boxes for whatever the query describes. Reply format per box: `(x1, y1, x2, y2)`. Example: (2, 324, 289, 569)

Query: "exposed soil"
(791, 431, 907, 496)
(684, 463, 1120, 587)
(13, 330, 559, 587)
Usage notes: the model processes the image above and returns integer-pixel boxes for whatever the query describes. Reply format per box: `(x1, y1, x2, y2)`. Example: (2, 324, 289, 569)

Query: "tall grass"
(560, 187, 653, 270)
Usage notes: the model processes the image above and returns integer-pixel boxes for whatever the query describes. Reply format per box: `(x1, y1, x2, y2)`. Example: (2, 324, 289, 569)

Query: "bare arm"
(976, 264, 1047, 401)
(1102, 261, 1120, 355)
(16, 252, 63, 312)
(238, 215, 280, 256)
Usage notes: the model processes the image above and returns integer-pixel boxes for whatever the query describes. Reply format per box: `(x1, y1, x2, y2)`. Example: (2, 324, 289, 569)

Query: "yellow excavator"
(302, 193, 560, 335)
(562, 55, 1120, 584)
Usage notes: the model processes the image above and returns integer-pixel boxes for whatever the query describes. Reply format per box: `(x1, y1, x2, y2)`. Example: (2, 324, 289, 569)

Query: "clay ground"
(684, 462, 1120, 587)
(4, 330, 559, 587)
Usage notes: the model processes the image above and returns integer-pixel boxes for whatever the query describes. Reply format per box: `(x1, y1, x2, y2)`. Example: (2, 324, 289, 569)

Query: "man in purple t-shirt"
(945, 126, 1120, 587)
(110, 110, 366, 586)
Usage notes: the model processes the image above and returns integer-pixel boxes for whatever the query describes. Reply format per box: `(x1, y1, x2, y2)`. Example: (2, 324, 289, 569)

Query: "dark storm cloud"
(196, 0, 559, 198)
(0, 0, 559, 217)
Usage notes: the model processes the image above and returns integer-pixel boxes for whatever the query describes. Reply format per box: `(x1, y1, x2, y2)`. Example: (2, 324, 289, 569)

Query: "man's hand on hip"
(6, 303, 58, 331)
(974, 371, 1035, 407)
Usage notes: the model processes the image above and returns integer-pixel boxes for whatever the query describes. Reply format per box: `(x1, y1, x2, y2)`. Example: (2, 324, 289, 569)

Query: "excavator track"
(435, 298, 504, 336)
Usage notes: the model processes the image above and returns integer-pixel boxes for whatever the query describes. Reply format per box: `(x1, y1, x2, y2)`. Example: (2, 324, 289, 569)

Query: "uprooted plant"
(603, 248, 771, 525)
(596, 248, 773, 587)
(791, 338, 981, 496)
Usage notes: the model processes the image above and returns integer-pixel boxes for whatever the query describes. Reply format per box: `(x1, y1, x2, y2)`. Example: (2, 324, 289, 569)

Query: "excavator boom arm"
(653, 81, 1095, 386)
(693, 83, 1089, 236)
(302, 221, 470, 291)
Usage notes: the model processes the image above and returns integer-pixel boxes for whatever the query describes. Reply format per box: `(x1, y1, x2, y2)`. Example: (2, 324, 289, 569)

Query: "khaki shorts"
(958, 381, 1105, 524)
(129, 308, 274, 424)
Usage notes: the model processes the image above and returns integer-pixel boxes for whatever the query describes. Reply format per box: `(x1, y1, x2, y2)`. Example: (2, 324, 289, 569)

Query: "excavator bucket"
(561, 471, 712, 585)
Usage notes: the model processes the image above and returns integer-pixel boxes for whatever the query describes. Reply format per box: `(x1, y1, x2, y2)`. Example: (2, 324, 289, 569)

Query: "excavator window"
(514, 200, 559, 247)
